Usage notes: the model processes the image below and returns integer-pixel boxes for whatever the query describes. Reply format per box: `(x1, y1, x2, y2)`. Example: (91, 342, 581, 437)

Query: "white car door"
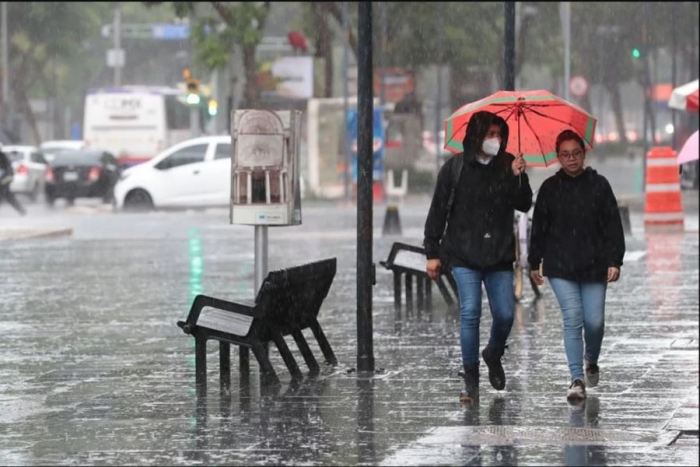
(29, 151, 48, 191)
(150, 143, 210, 207)
(199, 141, 232, 207)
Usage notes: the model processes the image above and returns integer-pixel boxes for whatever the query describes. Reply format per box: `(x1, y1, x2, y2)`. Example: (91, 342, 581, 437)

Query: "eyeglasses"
(558, 149, 584, 160)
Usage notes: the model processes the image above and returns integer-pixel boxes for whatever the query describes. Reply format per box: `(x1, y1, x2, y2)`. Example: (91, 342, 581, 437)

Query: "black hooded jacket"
(528, 167, 625, 282)
(423, 112, 533, 271)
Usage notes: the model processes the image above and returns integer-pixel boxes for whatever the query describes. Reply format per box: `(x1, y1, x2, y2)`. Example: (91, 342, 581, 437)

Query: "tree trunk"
(18, 90, 42, 145)
(313, 3, 333, 98)
(605, 82, 628, 145)
(326, 2, 358, 61)
(242, 45, 258, 108)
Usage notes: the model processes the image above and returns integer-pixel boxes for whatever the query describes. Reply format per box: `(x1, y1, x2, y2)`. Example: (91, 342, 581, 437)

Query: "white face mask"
(481, 137, 501, 157)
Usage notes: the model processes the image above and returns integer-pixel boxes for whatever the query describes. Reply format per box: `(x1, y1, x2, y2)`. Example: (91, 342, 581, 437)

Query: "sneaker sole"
(567, 389, 586, 400)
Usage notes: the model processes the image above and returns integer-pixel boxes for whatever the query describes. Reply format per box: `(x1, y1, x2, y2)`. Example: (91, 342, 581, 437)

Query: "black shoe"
(482, 346, 506, 390)
(460, 363, 479, 403)
(567, 378, 586, 401)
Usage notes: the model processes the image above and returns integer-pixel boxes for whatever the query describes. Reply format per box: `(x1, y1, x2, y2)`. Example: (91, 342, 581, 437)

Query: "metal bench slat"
(197, 309, 254, 336)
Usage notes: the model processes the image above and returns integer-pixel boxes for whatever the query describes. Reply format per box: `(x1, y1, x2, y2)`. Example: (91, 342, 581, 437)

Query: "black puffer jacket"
(0, 150, 13, 184)
(528, 167, 626, 282)
(423, 115, 533, 271)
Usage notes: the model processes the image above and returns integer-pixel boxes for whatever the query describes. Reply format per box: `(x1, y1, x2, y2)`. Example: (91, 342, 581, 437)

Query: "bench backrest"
(254, 258, 337, 339)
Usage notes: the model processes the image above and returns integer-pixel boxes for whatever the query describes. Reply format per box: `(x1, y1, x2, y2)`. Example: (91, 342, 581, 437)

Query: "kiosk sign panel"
(230, 110, 302, 226)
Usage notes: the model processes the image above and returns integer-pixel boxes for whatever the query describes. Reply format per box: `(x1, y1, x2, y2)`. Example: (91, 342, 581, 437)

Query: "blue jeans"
(452, 267, 515, 366)
(549, 278, 607, 381)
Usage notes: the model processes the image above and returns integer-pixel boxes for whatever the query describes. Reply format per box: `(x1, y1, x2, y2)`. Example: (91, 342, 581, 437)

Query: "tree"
(148, 2, 271, 108)
(2, 3, 108, 143)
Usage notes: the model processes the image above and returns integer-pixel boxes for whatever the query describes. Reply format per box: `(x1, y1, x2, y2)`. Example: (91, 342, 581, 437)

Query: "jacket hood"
(462, 110, 510, 164)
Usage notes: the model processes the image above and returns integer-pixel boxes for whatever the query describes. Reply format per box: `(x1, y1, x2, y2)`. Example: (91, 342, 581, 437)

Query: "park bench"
(380, 242, 458, 320)
(177, 258, 338, 389)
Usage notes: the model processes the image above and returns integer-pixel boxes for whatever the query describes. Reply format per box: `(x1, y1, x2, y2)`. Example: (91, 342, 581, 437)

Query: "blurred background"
(0, 1, 698, 207)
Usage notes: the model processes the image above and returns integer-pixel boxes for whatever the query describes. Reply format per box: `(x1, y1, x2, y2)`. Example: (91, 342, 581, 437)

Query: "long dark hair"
(462, 110, 510, 160)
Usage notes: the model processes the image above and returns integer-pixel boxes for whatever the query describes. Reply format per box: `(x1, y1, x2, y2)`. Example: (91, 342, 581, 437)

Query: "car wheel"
(124, 189, 153, 212)
(66, 197, 75, 206)
(45, 194, 55, 207)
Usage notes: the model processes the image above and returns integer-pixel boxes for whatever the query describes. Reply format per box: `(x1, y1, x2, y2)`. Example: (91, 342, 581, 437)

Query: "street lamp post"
(342, 1, 350, 204)
(2, 2, 10, 129)
(357, 1, 375, 374)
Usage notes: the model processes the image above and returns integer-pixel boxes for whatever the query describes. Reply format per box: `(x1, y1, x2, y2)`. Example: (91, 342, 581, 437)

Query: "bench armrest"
(182, 294, 257, 329)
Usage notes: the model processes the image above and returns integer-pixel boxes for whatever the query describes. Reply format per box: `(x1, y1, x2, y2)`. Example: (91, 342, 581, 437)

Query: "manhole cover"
(419, 426, 654, 446)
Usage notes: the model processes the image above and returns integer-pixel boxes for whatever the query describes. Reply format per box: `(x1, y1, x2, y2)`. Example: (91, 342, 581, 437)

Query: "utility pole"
(504, 2, 516, 91)
(1, 2, 9, 129)
(379, 2, 387, 106)
(671, 2, 678, 149)
(559, 2, 571, 101)
(357, 0, 375, 374)
(342, 1, 350, 204)
(641, 2, 650, 189)
(435, 3, 443, 174)
(114, 4, 122, 87)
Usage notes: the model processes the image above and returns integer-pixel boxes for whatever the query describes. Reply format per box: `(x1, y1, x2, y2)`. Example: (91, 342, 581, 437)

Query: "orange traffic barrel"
(644, 147, 684, 227)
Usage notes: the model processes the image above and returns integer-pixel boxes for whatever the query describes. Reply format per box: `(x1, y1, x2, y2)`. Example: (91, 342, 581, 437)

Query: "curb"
(0, 228, 74, 242)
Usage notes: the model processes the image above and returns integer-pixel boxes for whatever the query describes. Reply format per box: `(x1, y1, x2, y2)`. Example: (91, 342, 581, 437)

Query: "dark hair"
(555, 130, 585, 154)
(462, 110, 509, 157)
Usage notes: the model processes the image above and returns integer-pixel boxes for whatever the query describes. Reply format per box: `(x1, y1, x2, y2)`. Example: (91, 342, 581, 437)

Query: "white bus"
(83, 86, 192, 167)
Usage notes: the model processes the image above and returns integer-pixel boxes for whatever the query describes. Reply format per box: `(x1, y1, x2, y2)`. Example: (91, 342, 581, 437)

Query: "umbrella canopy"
(444, 90, 597, 167)
(669, 80, 699, 113)
(677, 130, 699, 165)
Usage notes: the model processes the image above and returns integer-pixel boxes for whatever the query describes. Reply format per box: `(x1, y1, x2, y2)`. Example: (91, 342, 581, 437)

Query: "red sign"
(374, 68, 415, 103)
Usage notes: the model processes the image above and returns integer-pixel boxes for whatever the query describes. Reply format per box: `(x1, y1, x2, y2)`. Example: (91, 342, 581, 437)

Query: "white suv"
(5, 145, 49, 201)
(113, 136, 232, 211)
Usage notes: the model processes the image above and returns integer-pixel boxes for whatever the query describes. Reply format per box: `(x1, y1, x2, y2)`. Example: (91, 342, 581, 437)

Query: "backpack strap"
(445, 153, 464, 218)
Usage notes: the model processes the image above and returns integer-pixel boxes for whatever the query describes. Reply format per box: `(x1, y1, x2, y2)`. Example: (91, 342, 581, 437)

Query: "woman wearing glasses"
(528, 130, 625, 402)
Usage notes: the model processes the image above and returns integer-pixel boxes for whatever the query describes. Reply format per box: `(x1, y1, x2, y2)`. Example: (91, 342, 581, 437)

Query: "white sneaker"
(585, 360, 599, 388)
(567, 379, 586, 400)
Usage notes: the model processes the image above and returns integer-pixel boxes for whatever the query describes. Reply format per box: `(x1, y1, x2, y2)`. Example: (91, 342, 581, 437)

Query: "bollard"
(382, 205, 403, 236)
(618, 205, 632, 236)
(644, 146, 684, 230)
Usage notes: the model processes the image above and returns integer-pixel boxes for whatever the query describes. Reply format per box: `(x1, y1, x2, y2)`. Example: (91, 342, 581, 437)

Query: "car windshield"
(51, 150, 103, 166)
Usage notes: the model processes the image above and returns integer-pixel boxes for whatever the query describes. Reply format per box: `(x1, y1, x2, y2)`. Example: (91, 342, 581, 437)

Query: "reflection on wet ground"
(0, 205, 697, 465)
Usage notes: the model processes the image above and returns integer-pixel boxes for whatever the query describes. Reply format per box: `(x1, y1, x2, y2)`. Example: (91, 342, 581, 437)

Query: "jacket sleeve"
(599, 177, 626, 268)
(528, 182, 549, 271)
(423, 159, 453, 260)
(504, 153, 533, 212)
(511, 172, 533, 213)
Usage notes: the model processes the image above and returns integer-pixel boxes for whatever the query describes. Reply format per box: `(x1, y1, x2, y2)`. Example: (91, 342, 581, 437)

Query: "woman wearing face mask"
(424, 110, 533, 402)
(529, 130, 625, 403)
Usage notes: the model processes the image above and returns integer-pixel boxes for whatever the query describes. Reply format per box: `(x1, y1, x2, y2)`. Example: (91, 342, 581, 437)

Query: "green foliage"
(164, 1, 271, 71)
(383, 2, 502, 72)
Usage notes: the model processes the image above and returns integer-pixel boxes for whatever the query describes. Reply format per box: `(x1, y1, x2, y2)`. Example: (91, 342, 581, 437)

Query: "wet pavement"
(0, 189, 698, 465)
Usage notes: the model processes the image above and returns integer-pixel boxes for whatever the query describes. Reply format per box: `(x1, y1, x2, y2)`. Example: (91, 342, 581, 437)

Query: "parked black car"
(45, 150, 120, 206)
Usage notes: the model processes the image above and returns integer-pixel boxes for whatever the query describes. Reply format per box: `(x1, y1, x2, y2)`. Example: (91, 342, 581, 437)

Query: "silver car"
(5, 145, 49, 201)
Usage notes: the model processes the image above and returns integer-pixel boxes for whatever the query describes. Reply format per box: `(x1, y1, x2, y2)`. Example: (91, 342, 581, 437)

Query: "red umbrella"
(444, 89, 597, 167)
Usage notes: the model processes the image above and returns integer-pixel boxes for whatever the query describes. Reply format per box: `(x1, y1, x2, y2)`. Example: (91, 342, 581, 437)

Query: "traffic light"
(207, 99, 218, 116)
(183, 67, 200, 105)
(631, 47, 642, 59)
